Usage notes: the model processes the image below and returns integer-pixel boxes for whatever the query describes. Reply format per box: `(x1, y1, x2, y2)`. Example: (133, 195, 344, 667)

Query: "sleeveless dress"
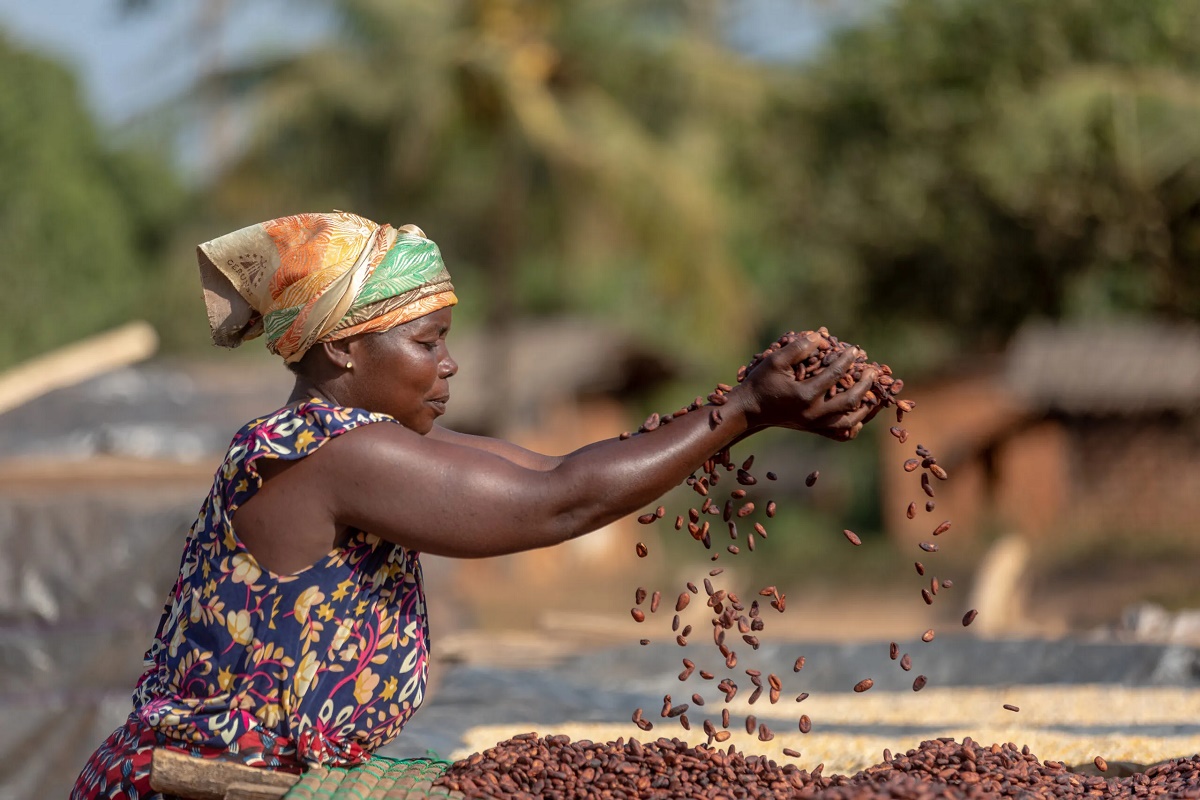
(72, 400, 430, 799)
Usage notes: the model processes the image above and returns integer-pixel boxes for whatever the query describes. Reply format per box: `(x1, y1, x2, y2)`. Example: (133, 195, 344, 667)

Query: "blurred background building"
(1, 0, 1199, 796)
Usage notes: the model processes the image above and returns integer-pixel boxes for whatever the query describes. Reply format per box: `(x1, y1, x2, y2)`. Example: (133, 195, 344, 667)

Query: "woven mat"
(284, 757, 464, 800)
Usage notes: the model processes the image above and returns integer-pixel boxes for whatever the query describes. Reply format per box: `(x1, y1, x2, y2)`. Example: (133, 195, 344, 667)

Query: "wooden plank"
(149, 749, 300, 800)
(0, 321, 158, 417)
(225, 782, 290, 800)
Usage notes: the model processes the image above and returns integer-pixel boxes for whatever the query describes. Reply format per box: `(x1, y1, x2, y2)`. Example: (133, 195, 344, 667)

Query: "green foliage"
(743, 0, 1200, 371)
(0, 33, 187, 369)
(202, 0, 772, 363)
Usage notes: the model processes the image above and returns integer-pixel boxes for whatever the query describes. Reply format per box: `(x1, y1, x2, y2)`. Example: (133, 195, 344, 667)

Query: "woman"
(72, 211, 878, 798)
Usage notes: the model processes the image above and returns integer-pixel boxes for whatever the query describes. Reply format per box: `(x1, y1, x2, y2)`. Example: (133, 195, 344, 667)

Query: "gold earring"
(345, 361, 353, 369)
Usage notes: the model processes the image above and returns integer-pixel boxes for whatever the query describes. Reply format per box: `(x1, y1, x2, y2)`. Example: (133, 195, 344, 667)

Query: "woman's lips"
(428, 396, 449, 413)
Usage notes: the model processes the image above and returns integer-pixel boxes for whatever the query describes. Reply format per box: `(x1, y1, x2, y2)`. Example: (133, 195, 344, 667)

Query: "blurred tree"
(195, 0, 773, 383)
(0, 33, 186, 369)
(746, 0, 1200, 372)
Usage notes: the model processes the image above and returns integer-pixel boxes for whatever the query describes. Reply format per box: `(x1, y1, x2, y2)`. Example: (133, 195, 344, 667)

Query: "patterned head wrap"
(197, 211, 457, 363)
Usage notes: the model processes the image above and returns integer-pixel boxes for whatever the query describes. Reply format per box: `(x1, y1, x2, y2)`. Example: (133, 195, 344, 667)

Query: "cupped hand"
(737, 334, 882, 440)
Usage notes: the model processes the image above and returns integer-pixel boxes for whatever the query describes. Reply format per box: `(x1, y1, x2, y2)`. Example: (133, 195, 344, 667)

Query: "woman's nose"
(440, 353, 458, 378)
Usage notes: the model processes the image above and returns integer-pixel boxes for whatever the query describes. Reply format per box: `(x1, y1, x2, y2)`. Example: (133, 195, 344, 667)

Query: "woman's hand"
(736, 333, 881, 441)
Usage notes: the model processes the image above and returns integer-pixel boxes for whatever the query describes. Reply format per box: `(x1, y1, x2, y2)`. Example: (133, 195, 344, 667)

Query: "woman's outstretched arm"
(270, 336, 877, 559)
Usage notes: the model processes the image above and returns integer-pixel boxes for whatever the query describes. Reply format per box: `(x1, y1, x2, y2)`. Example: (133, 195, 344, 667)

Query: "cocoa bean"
(921, 629, 935, 643)
(900, 653, 912, 671)
(962, 609, 978, 627)
(637, 513, 657, 525)
(1003, 704, 1019, 712)
(907, 502, 917, 518)
(799, 715, 812, 734)
(843, 529, 862, 546)
(631, 608, 645, 622)
(933, 520, 951, 536)
(766, 501, 777, 518)
(676, 593, 690, 613)
(805, 471, 819, 487)
(919, 541, 938, 552)
(650, 591, 661, 613)
(913, 674, 927, 691)
(794, 656, 807, 672)
(854, 678, 874, 692)
(635, 542, 649, 558)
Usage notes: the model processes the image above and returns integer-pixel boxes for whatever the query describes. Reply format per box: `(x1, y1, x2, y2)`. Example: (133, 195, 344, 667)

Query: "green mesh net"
(283, 756, 463, 800)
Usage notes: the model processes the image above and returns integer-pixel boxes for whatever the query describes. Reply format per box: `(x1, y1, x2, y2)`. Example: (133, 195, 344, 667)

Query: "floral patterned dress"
(73, 400, 430, 799)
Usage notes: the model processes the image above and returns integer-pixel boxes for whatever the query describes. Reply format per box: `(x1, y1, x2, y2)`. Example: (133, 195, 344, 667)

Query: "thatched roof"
(1004, 320, 1200, 415)
(438, 318, 674, 433)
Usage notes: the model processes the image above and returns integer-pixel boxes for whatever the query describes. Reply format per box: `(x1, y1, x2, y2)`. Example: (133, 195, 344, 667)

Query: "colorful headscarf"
(197, 211, 457, 363)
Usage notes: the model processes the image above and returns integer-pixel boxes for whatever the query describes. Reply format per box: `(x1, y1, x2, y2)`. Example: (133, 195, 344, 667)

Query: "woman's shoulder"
(219, 399, 400, 510)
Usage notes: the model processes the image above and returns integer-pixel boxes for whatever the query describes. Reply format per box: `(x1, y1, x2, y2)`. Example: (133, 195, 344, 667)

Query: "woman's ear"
(318, 338, 355, 370)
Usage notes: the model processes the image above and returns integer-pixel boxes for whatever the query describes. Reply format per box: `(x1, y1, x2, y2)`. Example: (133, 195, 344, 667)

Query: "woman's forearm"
(543, 391, 754, 541)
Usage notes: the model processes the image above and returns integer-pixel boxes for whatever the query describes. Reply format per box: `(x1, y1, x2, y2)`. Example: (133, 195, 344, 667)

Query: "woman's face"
(344, 307, 457, 433)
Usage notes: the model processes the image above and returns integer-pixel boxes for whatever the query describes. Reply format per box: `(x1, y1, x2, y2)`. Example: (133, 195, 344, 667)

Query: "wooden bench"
(149, 749, 299, 800)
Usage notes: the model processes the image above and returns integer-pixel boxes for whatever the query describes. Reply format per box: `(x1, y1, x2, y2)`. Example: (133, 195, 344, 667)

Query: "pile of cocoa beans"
(434, 734, 1200, 799)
